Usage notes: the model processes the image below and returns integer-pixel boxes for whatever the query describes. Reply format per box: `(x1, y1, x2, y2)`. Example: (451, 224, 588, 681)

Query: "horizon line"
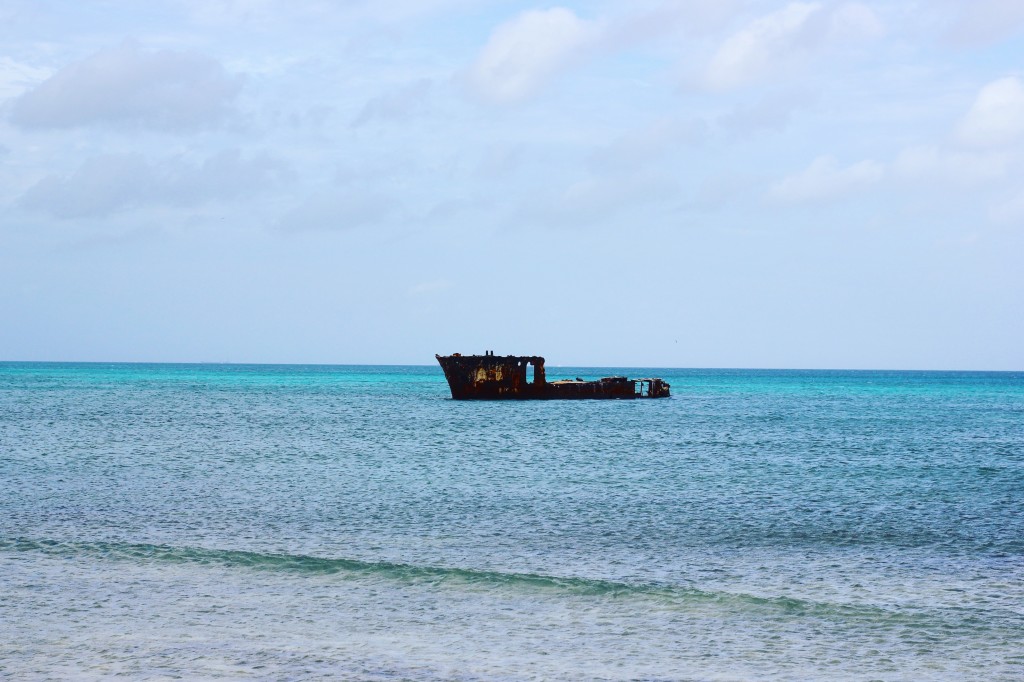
(1, 359, 1021, 373)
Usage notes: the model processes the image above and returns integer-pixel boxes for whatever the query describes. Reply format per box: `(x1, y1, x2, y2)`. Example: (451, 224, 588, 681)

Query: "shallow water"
(1, 363, 1022, 680)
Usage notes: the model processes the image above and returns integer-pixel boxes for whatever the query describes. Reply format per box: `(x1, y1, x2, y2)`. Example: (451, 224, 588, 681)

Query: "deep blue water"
(1, 363, 1022, 680)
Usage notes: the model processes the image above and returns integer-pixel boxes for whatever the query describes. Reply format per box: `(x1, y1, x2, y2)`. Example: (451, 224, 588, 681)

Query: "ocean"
(1, 362, 1021, 680)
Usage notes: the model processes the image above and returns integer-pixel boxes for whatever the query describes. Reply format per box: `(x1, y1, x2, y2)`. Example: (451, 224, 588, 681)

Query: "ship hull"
(436, 353, 670, 400)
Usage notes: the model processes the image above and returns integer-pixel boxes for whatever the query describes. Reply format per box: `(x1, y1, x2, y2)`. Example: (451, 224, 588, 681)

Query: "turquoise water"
(1, 362, 1022, 680)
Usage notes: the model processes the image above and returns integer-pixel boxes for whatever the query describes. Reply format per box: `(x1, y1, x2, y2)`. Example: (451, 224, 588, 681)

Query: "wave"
(0, 537, 974, 625)
(4, 536, 642, 591)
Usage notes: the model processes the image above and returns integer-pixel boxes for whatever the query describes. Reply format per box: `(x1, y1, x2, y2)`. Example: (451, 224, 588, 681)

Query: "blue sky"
(1, 0, 1022, 369)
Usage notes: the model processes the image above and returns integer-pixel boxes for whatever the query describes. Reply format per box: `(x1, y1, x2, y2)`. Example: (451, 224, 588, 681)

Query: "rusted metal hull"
(435, 352, 670, 400)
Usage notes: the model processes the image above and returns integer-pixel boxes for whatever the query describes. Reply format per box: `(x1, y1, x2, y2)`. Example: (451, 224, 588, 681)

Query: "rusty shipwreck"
(436, 351, 670, 400)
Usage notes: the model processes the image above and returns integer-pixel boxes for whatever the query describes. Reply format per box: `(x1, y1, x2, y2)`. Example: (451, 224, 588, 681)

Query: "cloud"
(706, 3, 819, 89)
(352, 78, 433, 127)
(705, 2, 882, 90)
(467, 7, 601, 104)
(956, 76, 1024, 148)
(19, 150, 286, 219)
(466, 3, 882, 102)
(886, 78, 1023, 191)
(9, 42, 242, 132)
(463, 1, 743, 105)
(892, 145, 1012, 186)
(0, 57, 54, 100)
(769, 155, 883, 203)
(944, 0, 1024, 47)
(20, 154, 153, 219)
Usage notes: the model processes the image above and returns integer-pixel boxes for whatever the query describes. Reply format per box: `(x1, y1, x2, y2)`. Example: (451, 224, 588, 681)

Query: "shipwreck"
(436, 351, 670, 400)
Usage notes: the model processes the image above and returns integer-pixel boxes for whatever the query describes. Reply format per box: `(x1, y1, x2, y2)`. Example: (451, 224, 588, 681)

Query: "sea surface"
(1, 362, 1022, 681)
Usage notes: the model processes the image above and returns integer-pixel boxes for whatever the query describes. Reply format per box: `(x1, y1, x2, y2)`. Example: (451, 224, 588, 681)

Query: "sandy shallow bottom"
(3, 547, 1021, 681)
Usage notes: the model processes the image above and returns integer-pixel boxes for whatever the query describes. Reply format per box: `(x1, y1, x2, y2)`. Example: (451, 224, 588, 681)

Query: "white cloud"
(893, 145, 1012, 185)
(19, 150, 286, 218)
(705, 2, 882, 90)
(9, 42, 242, 132)
(467, 7, 601, 104)
(706, 3, 820, 89)
(0, 57, 54, 100)
(466, 3, 880, 102)
(769, 155, 883, 203)
(957, 76, 1024, 148)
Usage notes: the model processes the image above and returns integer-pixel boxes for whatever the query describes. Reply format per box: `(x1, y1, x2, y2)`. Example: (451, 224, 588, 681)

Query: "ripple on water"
(1, 364, 1022, 680)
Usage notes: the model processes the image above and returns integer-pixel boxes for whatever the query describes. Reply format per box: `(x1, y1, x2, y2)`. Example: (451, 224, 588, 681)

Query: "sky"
(1, 0, 1022, 369)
